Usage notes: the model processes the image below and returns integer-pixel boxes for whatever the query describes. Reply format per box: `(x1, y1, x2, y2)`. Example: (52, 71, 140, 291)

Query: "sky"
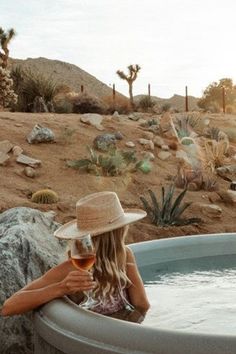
(1, 0, 236, 98)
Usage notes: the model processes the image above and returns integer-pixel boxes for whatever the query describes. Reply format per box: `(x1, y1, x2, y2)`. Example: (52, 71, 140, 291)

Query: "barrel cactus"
(31, 189, 59, 204)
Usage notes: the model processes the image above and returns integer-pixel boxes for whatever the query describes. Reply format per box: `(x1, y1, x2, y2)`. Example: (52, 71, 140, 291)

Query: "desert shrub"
(71, 92, 107, 114)
(225, 105, 235, 114)
(0, 67, 17, 108)
(175, 166, 218, 191)
(67, 146, 151, 176)
(54, 97, 73, 113)
(140, 185, 201, 226)
(102, 95, 132, 114)
(207, 101, 221, 113)
(11, 66, 58, 112)
(204, 139, 228, 172)
(161, 103, 171, 113)
(59, 126, 77, 144)
(136, 95, 155, 112)
(221, 127, 236, 143)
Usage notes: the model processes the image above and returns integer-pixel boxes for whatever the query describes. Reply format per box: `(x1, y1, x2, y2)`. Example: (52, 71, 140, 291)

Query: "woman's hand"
(60, 270, 96, 295)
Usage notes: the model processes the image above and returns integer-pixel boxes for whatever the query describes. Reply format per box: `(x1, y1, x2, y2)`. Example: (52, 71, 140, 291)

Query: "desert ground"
(0, 111, 236, 244)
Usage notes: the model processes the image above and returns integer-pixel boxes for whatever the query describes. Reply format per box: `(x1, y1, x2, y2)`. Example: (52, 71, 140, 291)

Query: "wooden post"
(148, 83, 151, 99)
(222, 86, 226, 113)
(185, 86, 189, 112)
(81, 85, 84, 93)
(112, 84, 116, 102)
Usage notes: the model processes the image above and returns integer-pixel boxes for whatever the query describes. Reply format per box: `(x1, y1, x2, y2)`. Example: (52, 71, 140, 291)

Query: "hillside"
(0, 111, 235, 244)
(9, 57, 114, 98)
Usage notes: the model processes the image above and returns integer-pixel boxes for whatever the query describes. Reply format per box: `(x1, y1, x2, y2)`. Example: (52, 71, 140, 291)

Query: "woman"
(2, 191, 150, 322)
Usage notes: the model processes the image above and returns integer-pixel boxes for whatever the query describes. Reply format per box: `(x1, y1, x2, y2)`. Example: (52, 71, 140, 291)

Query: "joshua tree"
(116, 64, 141, 107)
(0, 27, 16, 68)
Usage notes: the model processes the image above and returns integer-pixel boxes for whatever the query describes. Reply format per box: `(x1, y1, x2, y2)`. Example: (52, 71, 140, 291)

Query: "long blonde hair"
(92, 226, 131, 301)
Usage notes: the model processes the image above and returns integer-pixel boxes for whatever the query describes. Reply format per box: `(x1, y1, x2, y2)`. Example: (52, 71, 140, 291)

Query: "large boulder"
(0, 207, 66, 354)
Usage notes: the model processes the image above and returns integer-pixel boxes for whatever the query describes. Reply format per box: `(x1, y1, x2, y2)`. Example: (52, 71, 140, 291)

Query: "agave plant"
(140, 184, 201, 226)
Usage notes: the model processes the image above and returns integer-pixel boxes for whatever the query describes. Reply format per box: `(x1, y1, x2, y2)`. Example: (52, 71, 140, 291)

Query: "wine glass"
(70, 234, 98, 309)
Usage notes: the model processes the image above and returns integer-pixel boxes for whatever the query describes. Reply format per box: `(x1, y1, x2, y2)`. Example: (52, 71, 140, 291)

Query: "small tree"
(0, 27, 16, 68)
(116, 64, 141, 107)
(198, 78, 236, 111)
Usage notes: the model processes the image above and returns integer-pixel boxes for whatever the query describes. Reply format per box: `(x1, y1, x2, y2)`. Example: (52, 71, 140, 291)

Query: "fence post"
(185, 86, 189, 112)
(112, 84, 116, 103)
(222, 86, 226, 113)
(80, 85, 84, 93)
(148, 83, 151, 99)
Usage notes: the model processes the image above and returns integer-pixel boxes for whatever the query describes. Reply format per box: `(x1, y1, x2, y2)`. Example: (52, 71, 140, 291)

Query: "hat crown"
(76, 192, 124, 232)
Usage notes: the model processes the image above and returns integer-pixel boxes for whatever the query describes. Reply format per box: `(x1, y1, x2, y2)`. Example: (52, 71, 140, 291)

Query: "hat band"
(77, 211, 124, 230)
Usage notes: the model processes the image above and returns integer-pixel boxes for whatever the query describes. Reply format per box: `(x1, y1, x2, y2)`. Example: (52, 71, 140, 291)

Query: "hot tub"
(34, 233, 236, 354)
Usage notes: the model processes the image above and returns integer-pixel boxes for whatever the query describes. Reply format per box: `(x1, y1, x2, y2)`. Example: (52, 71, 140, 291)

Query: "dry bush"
(225, 105, 236, 114)
(102, 95, 132, 114)
(204, 139, 229, 172)
(71, 92, 107, 114)
(136, 95, 155, 112)
(53, 94, 73, 113)
(175, 165, 218, 191)
(221, 127, 236, 143)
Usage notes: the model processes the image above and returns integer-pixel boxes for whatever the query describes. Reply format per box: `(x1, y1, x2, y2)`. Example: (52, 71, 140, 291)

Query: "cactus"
(67, 146, 151, 176)
(140, 184, 201, 226)
(0, 27, 16, 68)
(31, 189, 59, 204)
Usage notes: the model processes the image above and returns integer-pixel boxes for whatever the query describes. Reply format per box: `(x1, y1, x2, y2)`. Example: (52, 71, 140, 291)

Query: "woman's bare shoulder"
(125, 246, 136, 263)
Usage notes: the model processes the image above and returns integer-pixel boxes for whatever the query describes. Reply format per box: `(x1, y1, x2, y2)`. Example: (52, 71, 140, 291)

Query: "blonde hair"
(92, 226, 131, 301)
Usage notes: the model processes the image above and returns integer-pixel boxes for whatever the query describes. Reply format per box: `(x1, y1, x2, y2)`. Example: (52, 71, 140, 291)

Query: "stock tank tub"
(34, 233, 236, 354)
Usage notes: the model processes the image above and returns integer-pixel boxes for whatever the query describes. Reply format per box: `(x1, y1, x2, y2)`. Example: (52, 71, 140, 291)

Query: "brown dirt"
(0, 111, 236, 244)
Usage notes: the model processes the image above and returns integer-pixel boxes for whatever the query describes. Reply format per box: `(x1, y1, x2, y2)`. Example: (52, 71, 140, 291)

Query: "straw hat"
(54, 191, 147, 239)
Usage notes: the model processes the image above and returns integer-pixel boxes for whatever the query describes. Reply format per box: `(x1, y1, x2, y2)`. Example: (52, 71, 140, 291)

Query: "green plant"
(31, 189, 59, 204)
(59, 126, 76, 144)
(140, 185, 201, 226)
(161, 103, 171, 112)
(116, 64, 141, 107)
(11, 66, 59, 112)
(67, 146, 151, 176)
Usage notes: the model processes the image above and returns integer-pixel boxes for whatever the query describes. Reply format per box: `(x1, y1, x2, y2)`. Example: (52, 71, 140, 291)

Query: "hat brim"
(54, 209, 147, 239)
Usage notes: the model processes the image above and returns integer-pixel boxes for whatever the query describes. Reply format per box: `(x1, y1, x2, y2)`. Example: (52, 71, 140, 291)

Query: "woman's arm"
(1, 260, 96, 316)
(126, 247, 150, 317)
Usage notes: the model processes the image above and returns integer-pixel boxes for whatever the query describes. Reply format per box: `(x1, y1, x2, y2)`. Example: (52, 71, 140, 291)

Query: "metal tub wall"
(34, 233, 236, 354)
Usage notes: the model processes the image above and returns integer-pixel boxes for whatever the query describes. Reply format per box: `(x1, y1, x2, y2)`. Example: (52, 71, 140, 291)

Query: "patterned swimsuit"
(91, 289, 129, 315)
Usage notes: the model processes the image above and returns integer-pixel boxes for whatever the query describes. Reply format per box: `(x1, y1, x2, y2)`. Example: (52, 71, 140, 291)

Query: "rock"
(80, 113, 104, 131)
(217, 190, 236, 204)
(216, 165, 236, 181)
(0, 207, 66, 354)
(33, 96, 48, 113)
(93, 133, 116, 151)
(230, 181, 236, 191)
(112, 111, 119, 118)
(141, 151, 155, 161)
(16, 154, 41, 168)
(0, 152, 9, 165)
(139, 118, 146, 126)
(142, 131, 154, 140)
(23, 166, 36, 178)
(176, 150, 191, 165)
(114, 131, 123, 140)
(138, 138, 154, 150)
(153, 136, 165, 147)
(125, 141, 135, 148)
(198, 203, 222, 218)
(0, 140, 13, 154)
(157, 151, 172, 161)
(161, 144, 169, 151)
(12, 145, 23, 156)
(160, 112, 177, 138)
(27, 124, 55, 144)
(128, 113, 139, 121)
